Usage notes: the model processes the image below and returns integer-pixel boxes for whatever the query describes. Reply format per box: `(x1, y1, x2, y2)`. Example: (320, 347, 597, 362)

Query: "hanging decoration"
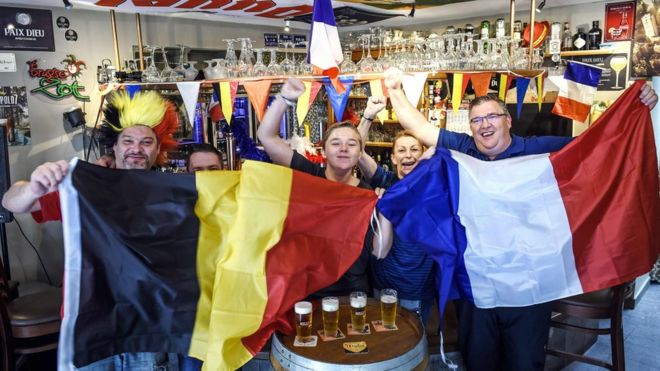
(516, 77, 531, 119)
(325, 76, 353, 122)
(498, 74, 514, 101)
(368, 79, 388, 123)
(402, 72, 428, 108)
(537, 76, 544, 112)
(470, 73, 492, 97)
(124, 84, 141, 99)
(176, 82, 202, 127)
(220, 80, 239, 125)
(243, 80, 272, 124)
(296, 81, 322, 125)
(451, 73, 464, 113)
(26, 54, 90, 102)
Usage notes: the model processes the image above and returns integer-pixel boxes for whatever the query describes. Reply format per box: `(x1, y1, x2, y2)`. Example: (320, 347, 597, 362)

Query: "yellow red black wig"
(98, 91, 179, 166)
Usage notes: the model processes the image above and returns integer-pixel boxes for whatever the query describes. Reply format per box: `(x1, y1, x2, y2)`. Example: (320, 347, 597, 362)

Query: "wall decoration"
(293, 34, 307, 47)
(26, 54, 90, 102)
(0, 52, 16, 72)
(65, 29, 78, 42)
(632, 0, 660, 77)
(0, 86, 31, 146)
(565, 51, 631, 91)
(605, 1, 636, 41)
(56, 16, 70, 29)
(264, 33, 278, 47)
(0, 6, 55, 51)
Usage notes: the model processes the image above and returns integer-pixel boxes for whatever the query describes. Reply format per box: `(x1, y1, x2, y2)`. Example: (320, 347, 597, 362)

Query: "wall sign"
(0, 6, 55, 51)
(56, 16, 70, 29)
(65, 29, 78, 42)
(26, 54, 90, 102)
(565, 49, 630, 91)
(605, 2, 636, 42)
(0, 86, 31, 146)
(0, 52, 16, 72)
(264, 33, 278, 47)
(293, 34, 307, 47)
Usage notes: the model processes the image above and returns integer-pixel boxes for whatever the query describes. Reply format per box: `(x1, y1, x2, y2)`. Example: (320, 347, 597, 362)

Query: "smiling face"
(323, 126, 362, 173)
(113, 125, 159, 170)
(469, 100, 513, 159)
(391, 134, 423, 179)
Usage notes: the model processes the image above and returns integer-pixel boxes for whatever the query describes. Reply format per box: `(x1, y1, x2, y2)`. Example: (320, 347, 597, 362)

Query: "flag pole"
(529, 0, 536, 70)
(110, 10, 121, 71)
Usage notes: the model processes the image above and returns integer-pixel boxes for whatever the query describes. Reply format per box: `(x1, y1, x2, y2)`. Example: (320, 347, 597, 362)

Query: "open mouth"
(480, 131, 494, 138)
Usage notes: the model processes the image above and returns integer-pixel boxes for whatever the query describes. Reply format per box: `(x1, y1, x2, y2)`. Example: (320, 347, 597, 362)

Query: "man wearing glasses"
(382, 68, 657, 371)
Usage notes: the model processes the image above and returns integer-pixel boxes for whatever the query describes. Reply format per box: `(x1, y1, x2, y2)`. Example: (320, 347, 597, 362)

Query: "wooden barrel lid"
(271, 297, 428, 370)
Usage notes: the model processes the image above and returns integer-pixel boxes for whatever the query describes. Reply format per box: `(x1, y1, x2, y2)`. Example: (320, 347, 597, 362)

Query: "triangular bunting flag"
(498, 74, 514, 101)
(243, 80, 272, 124)
(452, 73, 464, 113)
(176, 82, 201, 127)
(470, 73, 492, 97)
(516, 77, 532, 119)
(325, 76, 353, 122)
(402, 72, 428, 108)
(220, 81, 239, 125)
(369, 79, 389, 123)
(547, 75, 567, 92)
(209, 83, 224, 123)
(537, 76, 544, 112)
(125, 84, 141, 99)
(296, 81, 322, 126)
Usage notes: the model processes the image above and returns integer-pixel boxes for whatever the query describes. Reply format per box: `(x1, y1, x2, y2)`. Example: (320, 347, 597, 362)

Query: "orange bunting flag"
(220, 81, 239, 125)
(470, 73, 492, 97)
(243, 80, 272, 124)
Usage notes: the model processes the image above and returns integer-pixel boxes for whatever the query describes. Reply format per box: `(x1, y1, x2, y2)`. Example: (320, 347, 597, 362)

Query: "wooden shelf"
(560, 50, 614, 57)
(365, 141, 393, 148)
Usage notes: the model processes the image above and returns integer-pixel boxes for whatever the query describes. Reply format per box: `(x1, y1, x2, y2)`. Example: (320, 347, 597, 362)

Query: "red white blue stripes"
(308, 0, 343, 74)
(552, 61, 603, 123)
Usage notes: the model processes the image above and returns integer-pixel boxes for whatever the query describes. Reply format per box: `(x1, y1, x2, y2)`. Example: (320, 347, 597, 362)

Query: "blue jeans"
(78, 352, 178, 371)
(178, 355, 203, 371)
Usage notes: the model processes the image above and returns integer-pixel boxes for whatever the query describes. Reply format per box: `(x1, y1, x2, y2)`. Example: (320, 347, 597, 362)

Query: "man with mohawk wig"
(2, 90, 182, 370)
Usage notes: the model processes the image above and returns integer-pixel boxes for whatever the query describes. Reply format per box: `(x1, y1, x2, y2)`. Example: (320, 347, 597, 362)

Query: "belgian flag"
(57, 159, 377, 370)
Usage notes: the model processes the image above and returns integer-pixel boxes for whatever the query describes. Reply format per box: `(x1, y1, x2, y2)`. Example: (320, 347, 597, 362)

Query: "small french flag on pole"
(552, 60, 603, 123)
(309, 0, 345, 92)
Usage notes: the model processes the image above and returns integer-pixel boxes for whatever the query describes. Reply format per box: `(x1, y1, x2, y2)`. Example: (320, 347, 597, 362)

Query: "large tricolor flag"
(58, 160, 376, 370)
(552, 60, 603, 123)
(308, 0, 345, 92)
(378, 81, 659, 317)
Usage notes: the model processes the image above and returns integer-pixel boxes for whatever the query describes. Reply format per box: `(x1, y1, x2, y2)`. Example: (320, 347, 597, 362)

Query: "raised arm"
(384, 68, 440, 148)
(256, 78, 305, 166)
(372, 188, 393, 259)
(357, 96, 387, 181)
(2, 160, 69, 213)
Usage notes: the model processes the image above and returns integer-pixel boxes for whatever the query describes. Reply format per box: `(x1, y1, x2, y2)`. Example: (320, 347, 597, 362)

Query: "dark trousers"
(456, 300, 552, 371)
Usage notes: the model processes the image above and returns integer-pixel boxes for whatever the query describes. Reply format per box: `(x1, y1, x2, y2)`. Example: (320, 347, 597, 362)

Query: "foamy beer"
(380, 288, 398, 329)
(322, 296, 339, 337)
(349, 291, 367, 331)
(295, 301, 313, 342)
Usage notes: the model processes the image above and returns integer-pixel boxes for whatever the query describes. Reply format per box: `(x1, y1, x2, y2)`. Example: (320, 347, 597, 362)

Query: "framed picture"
(564, 41, 632, 91)
(0, 7, 55, 51)
(264, 33, 278, 48)
(631, 0, 660, 77)
(605, 1, 636, 42)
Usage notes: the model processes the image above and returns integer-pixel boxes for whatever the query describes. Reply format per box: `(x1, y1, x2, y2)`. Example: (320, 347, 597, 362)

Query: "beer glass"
(380, 288, 398, 329)
(349, 291, 367, 331)
(295, 301, 313, 342)
(322, 296, 339, 337)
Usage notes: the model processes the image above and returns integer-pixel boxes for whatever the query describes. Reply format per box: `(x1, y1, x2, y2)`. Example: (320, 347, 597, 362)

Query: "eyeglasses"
(469, 113, 507, 126)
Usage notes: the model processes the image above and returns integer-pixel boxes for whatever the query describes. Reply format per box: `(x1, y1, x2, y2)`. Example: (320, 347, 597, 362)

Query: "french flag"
(308, 0, 344, 92)
(552, 60, 603, 123)
(378, 81, 659, 316)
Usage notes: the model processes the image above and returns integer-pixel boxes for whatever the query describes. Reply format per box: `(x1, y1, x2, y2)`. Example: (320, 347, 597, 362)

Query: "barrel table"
(271, 297, 428, 370)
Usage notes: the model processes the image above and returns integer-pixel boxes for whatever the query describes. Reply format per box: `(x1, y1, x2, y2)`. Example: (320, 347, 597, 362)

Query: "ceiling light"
(284, 19, 291, 32)
(536, 0, 546, 13)
(63, 0, 73, 10)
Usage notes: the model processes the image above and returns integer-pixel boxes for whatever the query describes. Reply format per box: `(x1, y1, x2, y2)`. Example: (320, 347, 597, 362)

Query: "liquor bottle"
(465, 24, 475, 37)
(562, 22, 572, 51)
(573, 27, 587, 51)
(640, 2, 658, 39)
(588, 21, 602, 50)
(495, 18, 506, 38)
(549, 22, 562, 57)
(513, 20, 522, 41)
(480, 20, 491, 39)
(619, 9, 630, 40)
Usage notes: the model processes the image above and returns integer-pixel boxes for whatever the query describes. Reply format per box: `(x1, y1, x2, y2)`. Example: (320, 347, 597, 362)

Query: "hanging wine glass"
(356, 35, 368, 71)
(280, 42, 296, 76)
(223, 39, 238, 78)
(237, 38, 253, 77)
(266, 48, 282, 76)
(340, 50, 357, 74)
(159, 47, 177, 82)
(143, 45, 161, 83)
(173, 44, 188, 81)
(252, 48, 267, 77)
(297, 41, 312, 76)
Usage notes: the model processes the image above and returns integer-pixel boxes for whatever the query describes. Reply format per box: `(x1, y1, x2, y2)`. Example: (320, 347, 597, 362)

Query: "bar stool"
(546, 282, 631, 371)
(0, 261, 62, 371)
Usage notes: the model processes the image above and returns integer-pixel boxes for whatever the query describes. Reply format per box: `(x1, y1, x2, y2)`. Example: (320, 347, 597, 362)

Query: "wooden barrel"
(271, 297, 428, 370)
